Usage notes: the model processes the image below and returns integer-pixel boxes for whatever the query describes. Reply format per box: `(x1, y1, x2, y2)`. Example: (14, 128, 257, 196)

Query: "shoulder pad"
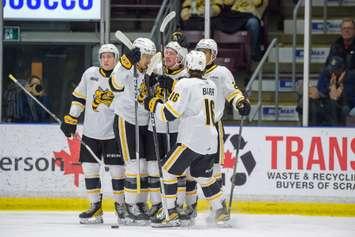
(120, 55, 133, 70)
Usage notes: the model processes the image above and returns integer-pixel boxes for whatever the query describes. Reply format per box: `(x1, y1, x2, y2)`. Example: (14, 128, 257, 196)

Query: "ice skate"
(114, 202, 126, 224)
(179, 203, 197, 226)
(146, 202, 162, 218)
(214, 201, 231, 227)
(124, 203, 149, 225)
(79, 201, 103, 224)
(151, 208, 180, 228)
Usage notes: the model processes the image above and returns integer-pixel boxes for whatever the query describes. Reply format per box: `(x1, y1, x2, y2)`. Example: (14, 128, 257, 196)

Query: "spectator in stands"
(3, 75, 50, 123)
(309, 56, 355, 126)
(180, 0, 223, 24)
(22, 75, 50, 123)
(216, 0, 269, 62)
(325, 18, 355, 70)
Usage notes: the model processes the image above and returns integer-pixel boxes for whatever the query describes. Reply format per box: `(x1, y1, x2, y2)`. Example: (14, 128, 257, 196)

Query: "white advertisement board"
(222, 126, 355, 201)
(1, 125, 354, 202)
(3, 0, 101, 20)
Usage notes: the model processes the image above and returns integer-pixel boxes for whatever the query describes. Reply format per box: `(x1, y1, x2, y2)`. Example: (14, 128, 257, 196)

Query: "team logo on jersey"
(223, 133, 256, 186)
(92, 86, 114, 111)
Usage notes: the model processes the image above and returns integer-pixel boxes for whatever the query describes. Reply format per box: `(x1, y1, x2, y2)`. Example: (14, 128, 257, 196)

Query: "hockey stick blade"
(159, 11, 176, 33)
(146, 52, 162, 76)
(115, 30, 133, 50)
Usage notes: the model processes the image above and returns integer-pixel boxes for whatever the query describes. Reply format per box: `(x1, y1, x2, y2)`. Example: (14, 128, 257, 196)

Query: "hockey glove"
(171, 31, 188, 48)
(60, 115, 78, 137)
(236, 98, 251, 116)
(157, 75, 175, 93)
(144, 95, 162, 113)
(126, 47, 141, 65)
(145, 73, 159, 88)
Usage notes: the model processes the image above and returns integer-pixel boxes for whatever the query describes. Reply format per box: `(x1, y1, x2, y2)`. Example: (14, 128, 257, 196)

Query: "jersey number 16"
(204, 99, 215, 126)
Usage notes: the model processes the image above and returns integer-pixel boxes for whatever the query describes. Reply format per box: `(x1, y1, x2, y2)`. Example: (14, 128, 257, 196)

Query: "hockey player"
(144, 40, 189, 218)
(144, 50, 230, 227)
(60, 44, 126, 224)
(196, 38, 251, 217)
(109, 37, 156, 224)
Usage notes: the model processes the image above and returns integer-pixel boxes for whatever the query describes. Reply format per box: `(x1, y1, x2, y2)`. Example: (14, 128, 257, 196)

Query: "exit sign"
(4, 26, 20, 41)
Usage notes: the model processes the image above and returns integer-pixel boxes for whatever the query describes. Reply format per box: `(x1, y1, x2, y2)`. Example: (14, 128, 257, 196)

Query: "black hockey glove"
(60, 115, 78, 137)
(126, 47, 141, 64)
(236, 98, 251, 116)
(144, 95, 162, 113)
(157, 75, 175, 92)
(171, 31, 188, 48)
(146, 73, 159, 88)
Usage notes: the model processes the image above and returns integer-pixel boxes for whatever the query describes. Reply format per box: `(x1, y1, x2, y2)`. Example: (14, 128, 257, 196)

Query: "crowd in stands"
(308, 18, 355, 126)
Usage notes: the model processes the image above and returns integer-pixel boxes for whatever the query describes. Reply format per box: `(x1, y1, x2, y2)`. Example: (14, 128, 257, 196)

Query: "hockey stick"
(159, 11, 176, 152)
(114, 30, 141, 193)
(145, 52, 170, 219)
(8, 74, 105, 168)
(227, 116, 244, 216)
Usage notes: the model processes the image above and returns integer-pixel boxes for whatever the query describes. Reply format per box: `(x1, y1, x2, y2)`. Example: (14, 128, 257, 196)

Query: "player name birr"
(202, 88, 215, 96)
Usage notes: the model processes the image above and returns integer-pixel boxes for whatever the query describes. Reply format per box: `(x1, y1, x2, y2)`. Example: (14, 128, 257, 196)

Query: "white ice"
(1, 211, 354, 237)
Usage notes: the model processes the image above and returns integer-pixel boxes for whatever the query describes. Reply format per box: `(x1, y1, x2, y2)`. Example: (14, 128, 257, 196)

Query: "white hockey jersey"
(110, 62, 150, 126)
(155, 77, 218, 155)
(69, 66, 115, 140)
(148, 65, 189, 133)
(203, 64, 244, 121)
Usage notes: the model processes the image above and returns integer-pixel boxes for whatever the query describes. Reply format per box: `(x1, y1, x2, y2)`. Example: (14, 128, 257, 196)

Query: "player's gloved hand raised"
(126, 47, 141, 64)
(236, 98, 251, 116)
(171, 31, 188, 48)
(143, 95, 162, 113)
(60, 115, 78, 137)
(146, 73, 159, 88)
(157, 75, 175, 92)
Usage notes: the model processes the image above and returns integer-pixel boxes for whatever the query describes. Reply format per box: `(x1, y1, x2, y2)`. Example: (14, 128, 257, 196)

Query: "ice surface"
(0, 211, 354, 237)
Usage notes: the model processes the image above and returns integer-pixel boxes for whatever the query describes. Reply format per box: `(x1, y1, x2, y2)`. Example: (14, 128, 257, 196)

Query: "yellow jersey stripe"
(218, 121, 225, 164)
(73, 90, 86, 99)
(163, 179, 178, 184)
(206, 191, 223, 201)
(124, 188, 149, 193)
(87, 189, 101, 194)
(205, 64, 218, 74)
(226, 90, 243, 103)
(111, 75, 124, 91)
(165, 102, 181, 118)
(71, 101, 85, 111)
(126, 173, 148, 178)
(159, 105, 167, 122)
(162, 145, 186, 172)
(118, 117, 130, 162)
(200, 177, 216, 188)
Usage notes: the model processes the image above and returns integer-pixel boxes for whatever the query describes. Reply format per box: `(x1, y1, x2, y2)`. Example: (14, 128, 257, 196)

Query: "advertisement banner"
(222, 126, 355, 201)
(3, 0, 101, 20)
(1, 125, 354, 202)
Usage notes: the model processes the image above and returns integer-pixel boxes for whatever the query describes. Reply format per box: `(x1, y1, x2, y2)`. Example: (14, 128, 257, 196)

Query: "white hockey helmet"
(133, 38, 156, 56)
(196, 39, 218, 57)
(99, 44, 119, 61)
(185, 50, 206, 71)
(165, 41, 188, 63)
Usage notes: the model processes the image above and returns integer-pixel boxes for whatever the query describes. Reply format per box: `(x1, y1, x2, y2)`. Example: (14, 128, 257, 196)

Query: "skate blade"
(123, 218, 149, 226)
(116, 217, 126, 225)
(79, 216, 103, 224)
(214, 218, 233, 228)
(151, 220, 181, 228)
(180, 219, 195, 227)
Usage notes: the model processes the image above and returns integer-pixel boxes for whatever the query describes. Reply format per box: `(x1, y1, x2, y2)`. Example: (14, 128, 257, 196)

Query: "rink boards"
(0, 124, 354, 216)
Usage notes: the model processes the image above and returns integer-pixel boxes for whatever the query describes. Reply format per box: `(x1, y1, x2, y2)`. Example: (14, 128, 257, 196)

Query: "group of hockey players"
(60, 31, 251, 228)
